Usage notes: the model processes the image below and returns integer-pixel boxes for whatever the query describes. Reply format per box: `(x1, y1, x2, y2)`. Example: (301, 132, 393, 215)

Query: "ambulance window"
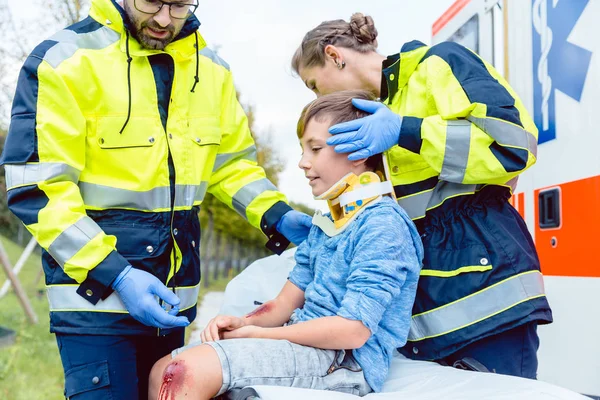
(447, 14, 479, 53)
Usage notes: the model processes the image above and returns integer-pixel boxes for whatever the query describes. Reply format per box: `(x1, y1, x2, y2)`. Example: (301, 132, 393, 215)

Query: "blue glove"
(276, 210, 312, 245)
(327, 98, 403, 161)
(112, 266, 190, 329)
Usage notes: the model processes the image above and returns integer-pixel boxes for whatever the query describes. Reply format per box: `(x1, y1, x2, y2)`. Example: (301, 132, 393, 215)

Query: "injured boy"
(148, 90, 424, 399)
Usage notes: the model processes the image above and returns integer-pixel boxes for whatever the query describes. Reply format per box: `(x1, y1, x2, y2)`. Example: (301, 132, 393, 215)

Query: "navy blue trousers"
(440, 322, 540, 379)
(56, 329, 184, 399)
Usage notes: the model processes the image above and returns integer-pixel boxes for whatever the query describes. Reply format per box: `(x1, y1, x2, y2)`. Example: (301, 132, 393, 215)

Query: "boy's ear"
(351, 158, 368, 167)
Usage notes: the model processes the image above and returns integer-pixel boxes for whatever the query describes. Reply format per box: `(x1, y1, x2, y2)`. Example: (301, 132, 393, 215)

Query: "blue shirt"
(288, 196, 424, 392)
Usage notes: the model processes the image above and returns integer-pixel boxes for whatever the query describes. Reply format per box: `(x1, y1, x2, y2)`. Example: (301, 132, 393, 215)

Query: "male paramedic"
(0, 0, 310, 398)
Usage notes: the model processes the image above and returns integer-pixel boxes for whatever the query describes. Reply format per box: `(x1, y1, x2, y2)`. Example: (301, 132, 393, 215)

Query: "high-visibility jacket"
(0, 0, 291, 335)
(381, 41, 552, 360)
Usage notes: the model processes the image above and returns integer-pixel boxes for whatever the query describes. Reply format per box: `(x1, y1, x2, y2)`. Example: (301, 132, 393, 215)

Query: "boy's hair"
(297, 89, 382, 171)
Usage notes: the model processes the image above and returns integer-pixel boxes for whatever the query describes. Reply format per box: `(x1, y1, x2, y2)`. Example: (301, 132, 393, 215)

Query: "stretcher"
(218, 249, 588, 400)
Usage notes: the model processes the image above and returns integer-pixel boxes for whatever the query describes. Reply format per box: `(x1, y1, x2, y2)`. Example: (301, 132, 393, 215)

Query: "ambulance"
(432, 0, 600, 397)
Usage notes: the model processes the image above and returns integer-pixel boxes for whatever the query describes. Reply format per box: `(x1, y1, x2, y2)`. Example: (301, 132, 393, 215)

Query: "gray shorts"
(172, 338, 372, 397)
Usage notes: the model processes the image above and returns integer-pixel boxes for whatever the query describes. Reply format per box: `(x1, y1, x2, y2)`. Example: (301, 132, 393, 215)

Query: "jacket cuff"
(398, 117, 423, 154)
(261, 201, 292, 255)
(76, 250, 130, 305)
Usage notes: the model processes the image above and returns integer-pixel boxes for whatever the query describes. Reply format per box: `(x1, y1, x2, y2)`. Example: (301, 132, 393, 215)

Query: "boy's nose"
(298, 156, 311, 170)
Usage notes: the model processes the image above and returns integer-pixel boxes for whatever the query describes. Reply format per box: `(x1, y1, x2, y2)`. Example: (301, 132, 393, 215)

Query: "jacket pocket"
(95, 116, 162, 149)
(421, 244, 493, 277)
(64, 360, 112, 399)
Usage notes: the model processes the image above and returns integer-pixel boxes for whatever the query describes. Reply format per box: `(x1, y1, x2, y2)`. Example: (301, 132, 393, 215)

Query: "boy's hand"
(222, 325, 264, 340)
(201, 315, 246, 342)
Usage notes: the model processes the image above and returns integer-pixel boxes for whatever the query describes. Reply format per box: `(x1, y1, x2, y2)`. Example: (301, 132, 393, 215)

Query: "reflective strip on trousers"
(47, 285, 200, 312)
(4, 163, 80, 190)
(79, 182, 208, 210)
(408, 271, 546, 342)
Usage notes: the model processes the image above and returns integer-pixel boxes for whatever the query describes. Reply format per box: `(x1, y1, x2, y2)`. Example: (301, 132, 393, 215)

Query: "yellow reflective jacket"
(0, 0, 290, 334)
(383, 41, 538, 220)
(381, 41, 551, 360)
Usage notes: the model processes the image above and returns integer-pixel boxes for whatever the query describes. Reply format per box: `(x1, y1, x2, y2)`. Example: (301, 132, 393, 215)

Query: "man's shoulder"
(198, 47, 231, 72)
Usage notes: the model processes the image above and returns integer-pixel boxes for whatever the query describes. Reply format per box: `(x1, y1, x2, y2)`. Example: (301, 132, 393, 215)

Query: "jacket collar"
(89, 0, 206, 59)
(381, 40, 430, 104)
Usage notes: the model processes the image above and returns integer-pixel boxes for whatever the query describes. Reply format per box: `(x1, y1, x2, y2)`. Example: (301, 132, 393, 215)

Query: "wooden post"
(0, 236, 38, 299)
(213, 232, 222, 281)
(0, 241, 38, 324)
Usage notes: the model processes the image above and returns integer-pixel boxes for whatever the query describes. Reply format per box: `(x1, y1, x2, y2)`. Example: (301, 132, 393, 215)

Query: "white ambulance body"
(432, 0, 600, 397)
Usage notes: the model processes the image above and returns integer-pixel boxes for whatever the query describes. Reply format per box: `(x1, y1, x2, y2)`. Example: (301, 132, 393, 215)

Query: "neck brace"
(312, 171, 394, 237)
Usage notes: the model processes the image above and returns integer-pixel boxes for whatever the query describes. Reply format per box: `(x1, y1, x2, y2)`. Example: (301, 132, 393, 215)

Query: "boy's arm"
(244, 280, 305, 327)
(226, 209, 421, 349)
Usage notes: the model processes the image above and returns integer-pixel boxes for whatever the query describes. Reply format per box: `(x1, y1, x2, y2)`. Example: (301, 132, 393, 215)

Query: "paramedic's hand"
(328, 99, 403, 161)
(112, 266, 190, 329)
(201, 315, 246, 342)
(276, 210, 312, 245)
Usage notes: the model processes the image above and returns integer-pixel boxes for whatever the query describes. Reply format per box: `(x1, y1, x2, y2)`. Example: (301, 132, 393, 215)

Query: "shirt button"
(168, 133, 173, 139)
(191, 240, 196, 248)
(195, 137, 201, 144)
(173, 228, 179, 236)
(146, 245, 154, 253)
(480, 258, 489, 266)
(412, 347, 419, 355)
(390, 73, 395, 81)
(275, 242, 280, 247)
(99, 138, 105, 145)
(392, 166, 399, 173)
(85, 289, 94, 297)
(148, 137, 155, 143)
(92, 376, 100, 385)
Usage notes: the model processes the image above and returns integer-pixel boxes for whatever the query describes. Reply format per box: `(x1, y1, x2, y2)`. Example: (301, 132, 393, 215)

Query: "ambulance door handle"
(538, 188, 561, 229)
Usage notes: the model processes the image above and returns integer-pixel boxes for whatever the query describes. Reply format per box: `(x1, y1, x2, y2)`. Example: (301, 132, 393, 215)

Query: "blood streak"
(245, 303, 272, 318)
(158, 361, 187, 400)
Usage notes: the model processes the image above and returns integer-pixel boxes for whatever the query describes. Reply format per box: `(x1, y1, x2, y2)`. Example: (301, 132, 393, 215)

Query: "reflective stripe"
(232, 178, 277, 218)
(420, 265, 492, 277)
(45, 26, 120, 68)
(79, 182, 171, 210)
(47, 217, 104, 267)
(467, 116, 538, 157)
(408, 271, 546, 341)
(199, 47, 230, 71)
(174, 183, 209, 207)
(440, 120, 471, 182)
(47, 284, 200, 312)
(80, 182, 210, 210)
(213, 146, 257, 173)
(397, 181, 479, 220)
(4, 163, 80, 190)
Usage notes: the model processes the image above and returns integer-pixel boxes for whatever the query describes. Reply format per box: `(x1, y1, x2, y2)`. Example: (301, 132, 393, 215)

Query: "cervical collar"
(312, 171, 394, 237)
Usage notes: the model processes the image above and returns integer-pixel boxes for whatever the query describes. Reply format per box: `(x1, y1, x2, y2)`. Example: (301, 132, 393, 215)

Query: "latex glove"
(276, 210, 312, 245)
(327, 98, 403, 161)
(112, 266, 190, 329)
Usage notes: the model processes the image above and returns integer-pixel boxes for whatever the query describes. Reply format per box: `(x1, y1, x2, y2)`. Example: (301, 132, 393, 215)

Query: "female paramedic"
(291, 13, 553, 379)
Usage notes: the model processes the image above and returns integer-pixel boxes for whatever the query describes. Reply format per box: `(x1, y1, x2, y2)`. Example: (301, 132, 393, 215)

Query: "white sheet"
(220, 249, 587, 400)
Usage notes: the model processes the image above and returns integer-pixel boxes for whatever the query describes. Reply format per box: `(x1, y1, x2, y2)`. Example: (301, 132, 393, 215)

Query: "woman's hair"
(292, 13, 378, 74)
(297, 89, 381, 171)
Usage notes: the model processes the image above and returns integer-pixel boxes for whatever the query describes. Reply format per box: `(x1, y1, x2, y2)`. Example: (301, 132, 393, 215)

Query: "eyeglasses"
(134, 0, 198, 20)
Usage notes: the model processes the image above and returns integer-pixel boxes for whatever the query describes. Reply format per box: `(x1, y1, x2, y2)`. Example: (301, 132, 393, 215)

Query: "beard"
(123, 2, 179, 50)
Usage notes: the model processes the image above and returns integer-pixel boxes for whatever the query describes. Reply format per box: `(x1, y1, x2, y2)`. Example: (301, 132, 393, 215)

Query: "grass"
(0, 235, 233, 400)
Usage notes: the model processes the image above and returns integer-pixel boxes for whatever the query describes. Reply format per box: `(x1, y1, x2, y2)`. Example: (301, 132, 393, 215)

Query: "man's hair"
(297, 89, 382, 171)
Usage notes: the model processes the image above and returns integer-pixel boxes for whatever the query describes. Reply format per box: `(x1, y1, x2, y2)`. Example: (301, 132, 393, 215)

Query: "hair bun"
(349, 13, 378, 45)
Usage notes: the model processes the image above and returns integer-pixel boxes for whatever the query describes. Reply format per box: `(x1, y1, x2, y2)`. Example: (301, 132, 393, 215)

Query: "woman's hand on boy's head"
(201, 315, 247, 343)
(327, 98, 403, 161)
